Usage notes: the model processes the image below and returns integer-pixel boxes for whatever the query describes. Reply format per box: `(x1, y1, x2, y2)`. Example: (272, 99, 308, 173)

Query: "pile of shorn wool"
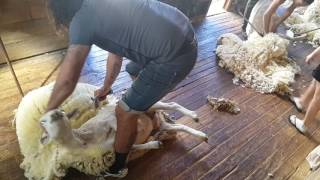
(285, 0, 320, 46)
(216, 33, 300, 95)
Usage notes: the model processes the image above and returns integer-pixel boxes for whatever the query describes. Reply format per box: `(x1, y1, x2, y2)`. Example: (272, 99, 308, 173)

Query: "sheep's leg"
(131, 141, 163, 150)
(149, 102, 199, 121)
(160, 121, 208, 142)
(129, 137, 160, 161)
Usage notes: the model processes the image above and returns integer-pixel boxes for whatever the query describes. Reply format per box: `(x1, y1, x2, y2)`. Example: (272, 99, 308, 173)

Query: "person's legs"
(290, 80, 320, 134)
(290, 79, 316, 112)
(300, 79, 316, 109)
(104, 62, 144, 177)
(105, 61, 142, 176)
(122, 41, 197, 112)
(108, 105, 139, 173)
(104, 39, 197, 177)
(303, 81, 320, 128)
(126, 61, 142, 80)
(289, 65, 320, 134)
(126, 62, 158, 119)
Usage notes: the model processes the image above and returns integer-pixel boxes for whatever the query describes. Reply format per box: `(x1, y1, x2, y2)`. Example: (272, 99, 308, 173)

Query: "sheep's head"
(39, 109, 76, 145)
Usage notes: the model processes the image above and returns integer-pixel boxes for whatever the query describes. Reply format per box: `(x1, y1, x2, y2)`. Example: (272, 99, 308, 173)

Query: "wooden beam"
(223, 0, 233, 11)
(0, 37, 24, 97)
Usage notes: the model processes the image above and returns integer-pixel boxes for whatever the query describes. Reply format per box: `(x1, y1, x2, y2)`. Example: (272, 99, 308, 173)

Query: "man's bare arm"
(104, 53, 123, 90)
(306, 47, 320, 64)
(270, 4, 296, 32)
(47, 45, 90, 111)
(95, 53, 123, 99)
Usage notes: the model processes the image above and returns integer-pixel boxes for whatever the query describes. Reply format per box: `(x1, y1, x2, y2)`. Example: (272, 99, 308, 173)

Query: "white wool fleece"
(216, 33, 300, 95)
(15, 83, 116, 180)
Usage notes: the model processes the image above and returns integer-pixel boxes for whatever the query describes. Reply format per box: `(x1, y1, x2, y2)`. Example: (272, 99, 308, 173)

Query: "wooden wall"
(0, 0, 68, 64)
(0, 0, 213, 64)
(0, 0, 47, 26)
(224, 0, 250, 15)
(0, 0, 214, 28)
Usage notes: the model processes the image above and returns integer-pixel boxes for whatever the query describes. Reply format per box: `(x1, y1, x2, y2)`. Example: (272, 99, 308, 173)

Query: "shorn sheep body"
(216, 33, 300, 95)
(15, 83, 207, 180)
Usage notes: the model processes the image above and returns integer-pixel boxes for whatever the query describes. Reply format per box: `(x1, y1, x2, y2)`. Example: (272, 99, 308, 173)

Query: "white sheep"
(15, 82, 207, 180)
(216, 33, 300, 95)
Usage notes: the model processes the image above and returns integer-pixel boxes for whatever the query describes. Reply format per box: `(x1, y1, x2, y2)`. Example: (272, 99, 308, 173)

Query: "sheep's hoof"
(190, 112, 199, 122)
(202, 135, 209, 143)
(193, 117, 200, 123)
(158, 141, 164, 149)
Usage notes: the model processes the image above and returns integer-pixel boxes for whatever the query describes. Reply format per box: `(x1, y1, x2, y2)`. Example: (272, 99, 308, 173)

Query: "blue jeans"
(120, 37, 197, 112)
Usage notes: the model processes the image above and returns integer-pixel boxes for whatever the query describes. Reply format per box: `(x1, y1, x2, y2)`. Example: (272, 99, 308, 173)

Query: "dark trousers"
(313, 65, 320, 82)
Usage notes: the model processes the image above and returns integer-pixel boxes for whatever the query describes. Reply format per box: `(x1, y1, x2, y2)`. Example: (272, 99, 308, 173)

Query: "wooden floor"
(0, 12, 319, 180)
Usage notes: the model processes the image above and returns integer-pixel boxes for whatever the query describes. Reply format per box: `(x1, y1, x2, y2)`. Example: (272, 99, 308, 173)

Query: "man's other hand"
(306, 47, 320, 65)
(94, 87, 112, 101)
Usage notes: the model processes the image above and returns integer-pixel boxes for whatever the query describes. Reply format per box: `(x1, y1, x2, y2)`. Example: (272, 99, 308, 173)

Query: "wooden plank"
(288, 160, 312, 180)
(4, 33, 67, 61)
(173, 97, 286, 180)
(265, 127, 320, 179)
(214, 109, 299, 180)
(0, 51, 64, 98)
(245, 93, 318, 179)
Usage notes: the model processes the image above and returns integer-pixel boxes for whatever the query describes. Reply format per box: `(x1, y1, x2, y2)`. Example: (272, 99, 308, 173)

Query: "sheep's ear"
(40, 132, 50, 145)
(66, 109, 79, 119)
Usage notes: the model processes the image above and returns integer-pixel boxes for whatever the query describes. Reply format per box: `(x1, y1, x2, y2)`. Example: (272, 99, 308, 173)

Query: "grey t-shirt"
(69, 0, 194, 65)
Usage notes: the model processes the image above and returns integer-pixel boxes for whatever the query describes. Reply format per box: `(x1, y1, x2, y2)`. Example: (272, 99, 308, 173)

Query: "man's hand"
(94, 86, 112, 101)
(96, 53, 123, 101)
(306, 47, 320, 65)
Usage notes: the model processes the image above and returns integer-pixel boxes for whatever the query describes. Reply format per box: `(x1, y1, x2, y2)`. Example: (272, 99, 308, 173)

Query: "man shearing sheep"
(245, 0, 314, 37)
(44, 0, 197, 178)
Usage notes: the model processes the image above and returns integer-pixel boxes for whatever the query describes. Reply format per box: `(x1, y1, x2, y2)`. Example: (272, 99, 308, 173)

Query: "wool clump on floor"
(285, 0, 320, 46)
(216, 33, 300, 95)
(307, 145, 320, 171)
(207, 95, 240, 114)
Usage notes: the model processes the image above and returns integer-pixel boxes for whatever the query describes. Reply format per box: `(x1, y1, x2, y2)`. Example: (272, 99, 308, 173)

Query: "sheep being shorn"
(285, 0, 320, 46)
(15, 83, 207, 180)
(216, 33, 300, 95)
